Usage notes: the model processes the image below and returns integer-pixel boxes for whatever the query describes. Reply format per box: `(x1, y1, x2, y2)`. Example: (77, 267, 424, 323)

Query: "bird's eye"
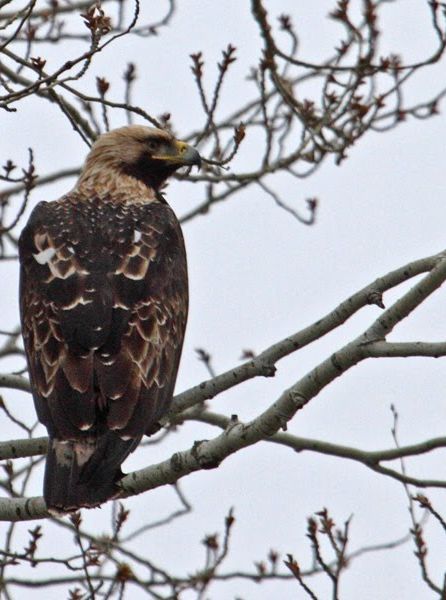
(147, 140, 160, 152)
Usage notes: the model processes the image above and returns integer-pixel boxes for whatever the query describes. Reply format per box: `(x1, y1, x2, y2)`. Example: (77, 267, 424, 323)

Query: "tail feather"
(44, 433, 140, 513)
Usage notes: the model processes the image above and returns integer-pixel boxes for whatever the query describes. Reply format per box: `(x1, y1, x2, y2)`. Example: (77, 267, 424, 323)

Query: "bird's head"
(79, 125, 201, 192)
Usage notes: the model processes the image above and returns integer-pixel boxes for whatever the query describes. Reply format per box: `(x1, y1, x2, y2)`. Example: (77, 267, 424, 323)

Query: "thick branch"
(171, 250, 442, 414)
(0, 374, 31, 393)
(2, 252, 446, 520)
(189, 410, 446, 488)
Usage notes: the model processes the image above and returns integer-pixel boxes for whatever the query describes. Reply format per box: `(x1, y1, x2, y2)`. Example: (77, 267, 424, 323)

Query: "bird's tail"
(44, 433, 139, 513)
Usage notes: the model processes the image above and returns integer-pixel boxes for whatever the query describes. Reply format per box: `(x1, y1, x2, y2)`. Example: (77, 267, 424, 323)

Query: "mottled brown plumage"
(18, 126, 201, 512)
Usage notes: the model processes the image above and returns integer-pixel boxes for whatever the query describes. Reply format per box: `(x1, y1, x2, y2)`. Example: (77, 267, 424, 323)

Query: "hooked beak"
(173, 140, 202, 170)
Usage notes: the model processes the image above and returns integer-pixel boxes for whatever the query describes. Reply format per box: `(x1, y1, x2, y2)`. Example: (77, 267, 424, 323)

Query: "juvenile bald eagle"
(18, 126, 201, 512)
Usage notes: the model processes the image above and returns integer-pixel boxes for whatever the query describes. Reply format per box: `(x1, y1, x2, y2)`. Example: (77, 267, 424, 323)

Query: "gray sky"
(2, 1, 446, 598)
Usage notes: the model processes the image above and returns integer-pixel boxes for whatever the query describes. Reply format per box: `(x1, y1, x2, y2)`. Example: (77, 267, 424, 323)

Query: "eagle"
(18, 125, 201, 513)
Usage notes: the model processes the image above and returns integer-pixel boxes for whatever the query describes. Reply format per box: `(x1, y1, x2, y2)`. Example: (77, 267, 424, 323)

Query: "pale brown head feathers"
(76, 125, 201, 196)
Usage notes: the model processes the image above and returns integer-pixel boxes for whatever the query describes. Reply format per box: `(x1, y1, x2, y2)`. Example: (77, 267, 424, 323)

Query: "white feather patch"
(33, 247, 56, 265)
(79, 423, 93, 431)
(133, 229, 142, 244)
(74, 440, 96, 466)
(61, 297, 93, 310)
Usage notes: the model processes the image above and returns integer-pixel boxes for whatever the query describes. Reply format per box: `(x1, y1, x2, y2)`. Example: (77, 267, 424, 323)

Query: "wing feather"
(19, 194, 188, 441)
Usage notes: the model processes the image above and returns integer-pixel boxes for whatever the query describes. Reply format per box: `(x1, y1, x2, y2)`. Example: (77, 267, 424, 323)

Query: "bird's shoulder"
(19, 192, 183, 265)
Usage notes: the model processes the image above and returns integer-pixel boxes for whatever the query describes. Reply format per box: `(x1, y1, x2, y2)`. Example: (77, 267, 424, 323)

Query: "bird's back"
(19, 191, 188, 511)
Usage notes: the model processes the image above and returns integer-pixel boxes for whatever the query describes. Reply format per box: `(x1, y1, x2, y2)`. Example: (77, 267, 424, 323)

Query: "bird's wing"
(19, 196, 188, 440)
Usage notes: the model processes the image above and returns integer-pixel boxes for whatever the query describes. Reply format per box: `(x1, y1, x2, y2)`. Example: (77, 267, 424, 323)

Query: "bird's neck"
(74, 166, 158, 204)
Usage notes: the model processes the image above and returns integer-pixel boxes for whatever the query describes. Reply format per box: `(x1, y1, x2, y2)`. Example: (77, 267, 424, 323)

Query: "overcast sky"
(2, 2, 446, 598)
